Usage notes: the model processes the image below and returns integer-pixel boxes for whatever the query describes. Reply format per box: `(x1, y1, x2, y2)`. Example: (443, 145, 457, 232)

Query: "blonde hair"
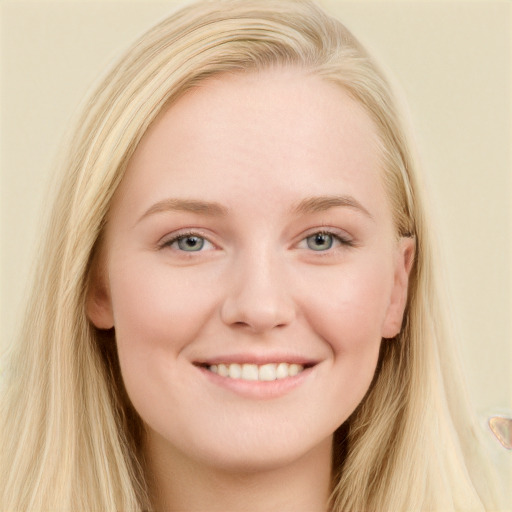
(0, 1, 500, 510)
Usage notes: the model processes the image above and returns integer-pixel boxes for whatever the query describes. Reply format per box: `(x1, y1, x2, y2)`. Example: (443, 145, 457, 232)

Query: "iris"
(306, 233, 334, 251)
(176, 235, 205, 251)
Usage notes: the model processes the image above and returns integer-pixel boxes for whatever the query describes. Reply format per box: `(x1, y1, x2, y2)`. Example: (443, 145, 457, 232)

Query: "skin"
(88, 67, 414, 511)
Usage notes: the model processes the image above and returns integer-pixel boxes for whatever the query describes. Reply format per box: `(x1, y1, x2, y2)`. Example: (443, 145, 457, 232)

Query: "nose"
(220, 250, 296, 333)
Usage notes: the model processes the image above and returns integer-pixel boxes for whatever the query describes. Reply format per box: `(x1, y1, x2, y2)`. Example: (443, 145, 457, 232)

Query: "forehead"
(134, 67, 380, 170)
(112, 67, 389, 223)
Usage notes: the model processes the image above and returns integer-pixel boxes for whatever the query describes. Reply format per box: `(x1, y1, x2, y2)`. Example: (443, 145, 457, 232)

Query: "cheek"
(298, 261, 393, 403)
(110, 256, 218, 349)
(107, 256, 219, 406)
(302, 261, 393, 349)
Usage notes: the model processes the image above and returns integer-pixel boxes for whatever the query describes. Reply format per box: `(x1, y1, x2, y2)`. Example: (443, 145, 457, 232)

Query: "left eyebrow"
(292, 195, 374, 220)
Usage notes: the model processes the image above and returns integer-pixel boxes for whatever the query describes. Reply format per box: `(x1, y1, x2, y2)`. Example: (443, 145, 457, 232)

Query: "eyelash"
(159, 229, 354, 253)
(159, 231, 213, 251)
(300, 230, 354, 251)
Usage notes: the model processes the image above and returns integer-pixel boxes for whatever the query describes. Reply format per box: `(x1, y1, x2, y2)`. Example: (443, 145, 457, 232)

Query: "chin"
(197, 446, 325, 475)
(151, 420, 334, 476)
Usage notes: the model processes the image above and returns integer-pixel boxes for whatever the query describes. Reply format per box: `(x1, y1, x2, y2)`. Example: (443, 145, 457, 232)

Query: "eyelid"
(297, 227, 354, 247)
(158, 229, 216, 251)
(157, 226, 354, 252)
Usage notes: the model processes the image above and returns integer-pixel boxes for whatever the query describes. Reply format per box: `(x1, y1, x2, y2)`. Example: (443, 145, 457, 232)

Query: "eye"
(298, 230, 353, 252)
(161, 232, 214, 252)
(306, 232, 335, 251)
(175, 235, 205, 251)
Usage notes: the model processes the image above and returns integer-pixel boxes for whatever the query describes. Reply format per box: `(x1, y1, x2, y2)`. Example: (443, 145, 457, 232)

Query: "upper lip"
(193, 353, 320, 367)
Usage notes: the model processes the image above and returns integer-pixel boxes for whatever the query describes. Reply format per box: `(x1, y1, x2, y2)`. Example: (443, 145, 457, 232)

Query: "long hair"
(0, 1, 499, 510)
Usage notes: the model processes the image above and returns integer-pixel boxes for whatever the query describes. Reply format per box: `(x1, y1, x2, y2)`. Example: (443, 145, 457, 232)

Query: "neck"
(145, 431, 333, 512)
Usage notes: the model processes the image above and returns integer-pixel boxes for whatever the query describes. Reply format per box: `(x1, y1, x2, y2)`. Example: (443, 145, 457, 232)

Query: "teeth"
(259, 363, 277, 381)
(276, 362, 288, 379)
(289, 363, 301, 376)
(207, 362, 305, 381)
(241, 364, 259, 380)
(228, 363, 242, 379)
(218, 364, 229, 377)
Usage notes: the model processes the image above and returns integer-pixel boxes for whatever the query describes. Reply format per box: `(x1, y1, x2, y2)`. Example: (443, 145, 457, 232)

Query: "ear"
(381, 237, 415, 339)
(86, 252, 114, 330)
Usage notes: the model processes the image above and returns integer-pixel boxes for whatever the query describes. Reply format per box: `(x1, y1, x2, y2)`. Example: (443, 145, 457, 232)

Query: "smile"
(208, 362, 305, 381)
(193, 359, 318, 399)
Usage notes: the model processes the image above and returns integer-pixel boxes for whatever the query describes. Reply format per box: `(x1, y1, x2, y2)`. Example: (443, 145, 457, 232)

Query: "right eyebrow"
(136, 198, 229, 224)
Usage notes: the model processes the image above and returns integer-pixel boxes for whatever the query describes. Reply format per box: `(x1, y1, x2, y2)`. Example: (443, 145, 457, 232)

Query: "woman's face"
(88, 68, 413, 472)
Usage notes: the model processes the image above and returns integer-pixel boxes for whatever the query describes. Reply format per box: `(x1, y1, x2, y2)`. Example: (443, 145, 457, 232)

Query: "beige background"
(1, 0, 511, 504)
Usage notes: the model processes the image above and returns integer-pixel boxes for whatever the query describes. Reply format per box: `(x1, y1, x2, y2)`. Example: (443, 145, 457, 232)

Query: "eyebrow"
(137, 194, 373, 224)
(137, 198, 228, 223)
(292, 195, 374, 219)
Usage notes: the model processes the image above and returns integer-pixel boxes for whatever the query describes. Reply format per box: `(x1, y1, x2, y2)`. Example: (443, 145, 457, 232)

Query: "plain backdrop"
(1, 0, 510, 504)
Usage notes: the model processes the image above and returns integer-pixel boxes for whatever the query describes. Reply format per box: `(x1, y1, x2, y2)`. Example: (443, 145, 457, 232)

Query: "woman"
(0, 1, 501, 510)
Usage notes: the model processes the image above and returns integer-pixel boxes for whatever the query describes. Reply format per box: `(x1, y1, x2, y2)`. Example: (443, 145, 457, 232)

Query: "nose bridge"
(220, 243, 295, 332)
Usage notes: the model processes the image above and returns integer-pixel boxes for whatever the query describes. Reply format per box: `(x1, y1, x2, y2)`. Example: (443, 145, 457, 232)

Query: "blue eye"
(173, 235, 206, 251)
(306, 232, 335, 251)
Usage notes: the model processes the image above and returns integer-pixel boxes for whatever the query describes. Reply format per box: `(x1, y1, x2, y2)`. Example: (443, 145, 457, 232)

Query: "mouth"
(192, 358, 319, 399)
(199, 362, 311, 381)
(194, 361, 317, 382)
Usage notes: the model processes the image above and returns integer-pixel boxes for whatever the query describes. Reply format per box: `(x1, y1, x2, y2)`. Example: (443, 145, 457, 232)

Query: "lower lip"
(196, 365, 314, 399)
